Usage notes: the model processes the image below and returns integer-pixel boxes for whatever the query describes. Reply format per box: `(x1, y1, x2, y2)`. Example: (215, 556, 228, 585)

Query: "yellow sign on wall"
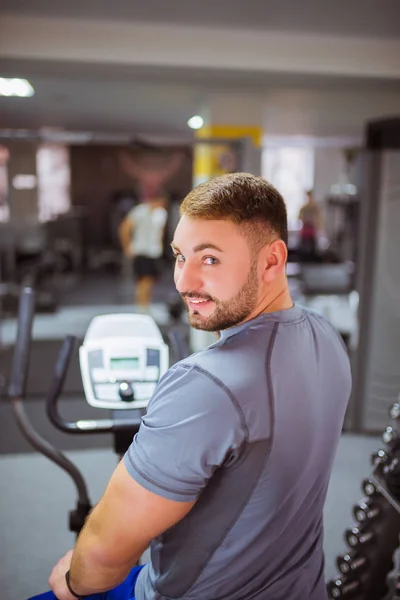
(193, 124, 263, 186)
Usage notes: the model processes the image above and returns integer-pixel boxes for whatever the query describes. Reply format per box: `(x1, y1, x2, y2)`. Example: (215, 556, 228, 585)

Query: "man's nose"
(175, 263, 201, 294)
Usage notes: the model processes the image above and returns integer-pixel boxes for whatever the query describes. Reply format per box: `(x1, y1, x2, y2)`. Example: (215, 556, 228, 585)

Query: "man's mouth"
(186, 297, 213, 309)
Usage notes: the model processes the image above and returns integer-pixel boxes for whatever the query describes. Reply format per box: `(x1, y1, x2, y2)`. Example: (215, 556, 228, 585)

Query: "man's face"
(172, 216, 260, 331)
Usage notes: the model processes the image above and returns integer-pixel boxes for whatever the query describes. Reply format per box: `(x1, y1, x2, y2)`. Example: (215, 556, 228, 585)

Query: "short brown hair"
(180, 173, 288, 248)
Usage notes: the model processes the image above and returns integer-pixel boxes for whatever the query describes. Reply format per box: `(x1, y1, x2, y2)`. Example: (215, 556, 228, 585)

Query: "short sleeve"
(123, 363, 245, 502)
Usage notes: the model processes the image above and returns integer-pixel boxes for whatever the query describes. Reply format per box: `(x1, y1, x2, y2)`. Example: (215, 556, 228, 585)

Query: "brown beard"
(182, 259, 259, 332)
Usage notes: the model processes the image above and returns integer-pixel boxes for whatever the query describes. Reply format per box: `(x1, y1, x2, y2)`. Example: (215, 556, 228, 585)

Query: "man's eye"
(174, 253, 185, 263)
(204, 257, 219, 266)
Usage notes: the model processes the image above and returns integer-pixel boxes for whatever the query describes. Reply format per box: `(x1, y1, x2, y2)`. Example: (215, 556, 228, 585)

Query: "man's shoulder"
(175, 334, 268, 392)
(292, 306, 350, 363)
(300, 306, 344, 337)
(148, 359, 245, 427)
(156, 353, 243, 408)
(163, 357, 227, 391)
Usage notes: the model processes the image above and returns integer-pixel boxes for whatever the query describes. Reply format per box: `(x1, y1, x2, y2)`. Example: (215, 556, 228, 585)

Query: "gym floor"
(0, 270, 382, 599)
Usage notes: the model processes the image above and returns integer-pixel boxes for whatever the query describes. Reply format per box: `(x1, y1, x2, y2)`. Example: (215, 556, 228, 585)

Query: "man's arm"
(118, 214, 134, 257)
(49, 460, 195, 598)
(49, 363, 244, 600)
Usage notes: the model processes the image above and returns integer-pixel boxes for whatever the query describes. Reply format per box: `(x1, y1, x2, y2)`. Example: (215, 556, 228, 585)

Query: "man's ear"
(261, 240, 288, 283)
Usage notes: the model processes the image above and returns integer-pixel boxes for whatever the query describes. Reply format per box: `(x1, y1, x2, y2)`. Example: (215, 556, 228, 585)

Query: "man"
(36, 173, 351, 600)
(298, 189, 325, 262)
(118, 186, 168, 307)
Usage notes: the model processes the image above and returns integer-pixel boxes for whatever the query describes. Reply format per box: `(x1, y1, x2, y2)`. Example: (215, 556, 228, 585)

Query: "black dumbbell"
(389, 403, 400, 420)
(345, 524, 374, 549)
(383, 426, 399, 447)
(327, 576, 362, 598)
(384, 457, 400, 498)
(371, 448, 390, 467)
(352, 498, 381, 524)
(362, 478, 378, 498)
(336, 551, 368, 576)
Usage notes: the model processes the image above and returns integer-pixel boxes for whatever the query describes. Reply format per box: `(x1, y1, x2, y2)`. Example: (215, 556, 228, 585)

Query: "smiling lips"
(187, 297, 213, 309)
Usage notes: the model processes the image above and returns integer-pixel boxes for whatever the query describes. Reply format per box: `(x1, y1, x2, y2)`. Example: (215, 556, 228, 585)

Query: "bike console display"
(79, 314, 169, 410)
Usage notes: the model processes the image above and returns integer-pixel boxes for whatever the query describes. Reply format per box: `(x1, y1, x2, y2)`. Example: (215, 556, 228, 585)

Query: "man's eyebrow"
(170, 242, 224, 253)
(193, 243, 224, 253)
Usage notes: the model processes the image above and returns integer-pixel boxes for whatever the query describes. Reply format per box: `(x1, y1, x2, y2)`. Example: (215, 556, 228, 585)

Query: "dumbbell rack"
(327, 401, 400, 599)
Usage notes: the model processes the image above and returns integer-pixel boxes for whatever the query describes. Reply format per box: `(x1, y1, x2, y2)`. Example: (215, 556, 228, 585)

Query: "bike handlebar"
(46, 337, 141, 434)
(8, 287, 36, 399)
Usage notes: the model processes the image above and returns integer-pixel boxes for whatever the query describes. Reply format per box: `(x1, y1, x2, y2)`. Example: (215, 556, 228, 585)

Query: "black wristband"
(65, 570, 87, 599)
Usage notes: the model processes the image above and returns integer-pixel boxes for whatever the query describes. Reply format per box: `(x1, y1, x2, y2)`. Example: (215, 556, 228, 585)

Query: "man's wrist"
(65, 570, 88, 599)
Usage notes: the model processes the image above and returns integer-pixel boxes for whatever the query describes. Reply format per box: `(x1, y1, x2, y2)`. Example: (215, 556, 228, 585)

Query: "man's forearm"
(68, 514, 141, 595)
(69, 551, 132, 595)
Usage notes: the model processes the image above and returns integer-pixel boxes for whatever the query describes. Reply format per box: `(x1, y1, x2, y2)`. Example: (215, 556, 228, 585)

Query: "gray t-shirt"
(124, 306, 351, 600)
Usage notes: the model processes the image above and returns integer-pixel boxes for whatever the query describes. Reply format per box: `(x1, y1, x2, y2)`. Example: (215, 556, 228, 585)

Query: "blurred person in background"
(298, 189, 324, 262)
(118, 182, 168, 307)
(118, 149, 184, 307)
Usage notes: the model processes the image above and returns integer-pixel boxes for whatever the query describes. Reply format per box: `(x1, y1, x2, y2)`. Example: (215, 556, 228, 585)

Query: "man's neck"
(262, 286, 294, 314)
(248, 283, 294, 323)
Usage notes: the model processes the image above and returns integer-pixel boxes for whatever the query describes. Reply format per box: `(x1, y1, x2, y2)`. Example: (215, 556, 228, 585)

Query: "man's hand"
(48, 549, 76, 600)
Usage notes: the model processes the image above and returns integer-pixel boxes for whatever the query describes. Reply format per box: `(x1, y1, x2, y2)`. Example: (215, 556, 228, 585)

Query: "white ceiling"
(1, 59, 399, 139)
(0, 0, 399, 139)
(0, 62, 207, 136)
(1, 0, 400, 38)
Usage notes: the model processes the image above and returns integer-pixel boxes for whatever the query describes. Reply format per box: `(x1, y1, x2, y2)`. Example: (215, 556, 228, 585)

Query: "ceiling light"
(0, 78, 35, 98)
(187, 115, 204, 130)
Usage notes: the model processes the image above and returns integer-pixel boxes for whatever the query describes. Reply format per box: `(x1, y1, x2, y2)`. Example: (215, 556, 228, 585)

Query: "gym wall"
(3, 140, 39, 225)
(69, 144, 193, 248)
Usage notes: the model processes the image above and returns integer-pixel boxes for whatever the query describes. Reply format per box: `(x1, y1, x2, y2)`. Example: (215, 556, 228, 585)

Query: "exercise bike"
(8, 286, 187, 536)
